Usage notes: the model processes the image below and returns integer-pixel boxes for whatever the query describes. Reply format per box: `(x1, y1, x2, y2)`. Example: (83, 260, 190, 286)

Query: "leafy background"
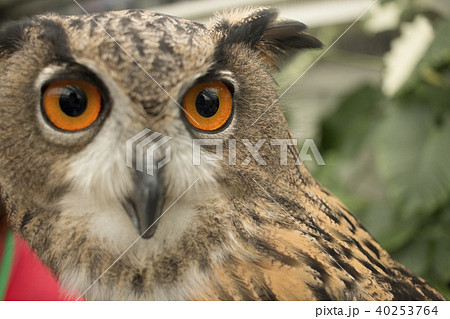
(280, 0, 450, 298)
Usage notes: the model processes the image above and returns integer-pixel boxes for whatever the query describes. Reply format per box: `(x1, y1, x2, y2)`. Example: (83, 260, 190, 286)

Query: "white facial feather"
(41, 50, 236, 299)
(52, 58, 223, 252)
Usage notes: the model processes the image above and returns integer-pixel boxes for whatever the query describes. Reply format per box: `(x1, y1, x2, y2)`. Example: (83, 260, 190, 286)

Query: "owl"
(0, 7, 445, 300)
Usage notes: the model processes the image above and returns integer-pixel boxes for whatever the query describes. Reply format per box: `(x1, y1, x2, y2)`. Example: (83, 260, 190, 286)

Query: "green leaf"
(430, 207, 450, 283)
(375, 105, 450, 218)
(413, 81, 450, 114)
(419, 19, 450, 74)
(394, 232, 429, 275)
(362, 200, 419, 251)
(320, 84, 382, 155)
(390, 205, 450, 299)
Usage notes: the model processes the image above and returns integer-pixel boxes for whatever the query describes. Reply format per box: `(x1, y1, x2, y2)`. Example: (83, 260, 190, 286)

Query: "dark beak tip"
(123, 170, 163, 239)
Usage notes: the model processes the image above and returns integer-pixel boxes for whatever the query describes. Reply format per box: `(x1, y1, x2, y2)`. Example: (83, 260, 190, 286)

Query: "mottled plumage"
(0, 8, 445, 300)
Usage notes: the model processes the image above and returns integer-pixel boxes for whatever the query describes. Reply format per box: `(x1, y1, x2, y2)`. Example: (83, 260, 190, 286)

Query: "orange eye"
(42, 80, 102, 131)
(182, 81, 233, 131)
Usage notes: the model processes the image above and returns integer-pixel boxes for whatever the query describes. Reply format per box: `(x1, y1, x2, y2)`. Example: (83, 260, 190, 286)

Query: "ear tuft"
(0, 18, 32, 62)
(258, 17, 323, 68)
(209, 7, 322, 68)
(210, 7, 278, 47)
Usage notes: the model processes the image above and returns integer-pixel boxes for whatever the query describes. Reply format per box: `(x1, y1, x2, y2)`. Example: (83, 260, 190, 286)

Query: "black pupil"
(59, 86, 87, 117)
(195, 89, 219, 118)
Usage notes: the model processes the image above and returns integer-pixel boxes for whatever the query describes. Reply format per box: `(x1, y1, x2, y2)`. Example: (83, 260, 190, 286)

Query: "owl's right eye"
(182, 81, 233, 131)
(42, 80, 102, 131)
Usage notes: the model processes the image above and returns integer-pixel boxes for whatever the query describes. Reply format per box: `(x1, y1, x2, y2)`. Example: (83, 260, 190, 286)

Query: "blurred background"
(1, 0, 449, 298)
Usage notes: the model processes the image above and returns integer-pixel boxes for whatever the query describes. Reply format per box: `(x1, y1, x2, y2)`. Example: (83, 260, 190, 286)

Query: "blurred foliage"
(313, 0, 450, 298)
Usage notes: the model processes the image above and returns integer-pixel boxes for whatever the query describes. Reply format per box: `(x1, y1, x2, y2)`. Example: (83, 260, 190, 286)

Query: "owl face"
(0, 8, 321, 298)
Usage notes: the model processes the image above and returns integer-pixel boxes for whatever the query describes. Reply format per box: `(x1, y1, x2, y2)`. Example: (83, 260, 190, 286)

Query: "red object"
(1, 230, 81, 301)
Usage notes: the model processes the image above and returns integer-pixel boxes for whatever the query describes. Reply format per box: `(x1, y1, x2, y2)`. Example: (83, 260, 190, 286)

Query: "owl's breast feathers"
(183, 171, 445, 301)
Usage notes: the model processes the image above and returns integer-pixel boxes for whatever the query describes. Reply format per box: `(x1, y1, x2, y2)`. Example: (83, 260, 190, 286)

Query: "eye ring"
(42, 80, 102, 131)
(182, 81, 233, 131)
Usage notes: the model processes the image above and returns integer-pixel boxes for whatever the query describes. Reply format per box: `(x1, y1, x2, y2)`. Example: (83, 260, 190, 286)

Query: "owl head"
(0, 8, 321, 299)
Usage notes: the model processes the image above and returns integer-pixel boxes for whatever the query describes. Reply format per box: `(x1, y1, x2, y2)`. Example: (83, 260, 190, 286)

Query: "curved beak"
(122, 169, 163, 239)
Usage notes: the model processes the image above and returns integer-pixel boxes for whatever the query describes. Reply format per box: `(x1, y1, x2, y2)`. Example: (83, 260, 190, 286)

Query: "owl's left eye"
(182, 81, 233, 131)
(41, 80, 102, 131)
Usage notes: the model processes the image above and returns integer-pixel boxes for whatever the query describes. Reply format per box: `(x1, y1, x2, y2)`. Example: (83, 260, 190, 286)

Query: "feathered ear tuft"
(258, 16, 323, 68)
(209, 7, 322, 69)
(0, 19, 32, 62)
